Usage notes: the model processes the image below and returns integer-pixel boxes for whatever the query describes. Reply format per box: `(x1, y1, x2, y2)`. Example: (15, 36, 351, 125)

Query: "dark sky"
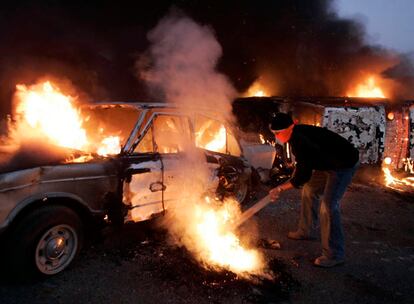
(0, 0, 411, 115)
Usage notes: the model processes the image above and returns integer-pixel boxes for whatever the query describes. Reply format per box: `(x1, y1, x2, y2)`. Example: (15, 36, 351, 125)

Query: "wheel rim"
(35, 224, 78, 275)
(235, 182, 248, 203)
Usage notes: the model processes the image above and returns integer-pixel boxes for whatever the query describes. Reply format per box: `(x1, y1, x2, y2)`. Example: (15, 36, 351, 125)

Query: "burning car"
(0, 99, 265, 277)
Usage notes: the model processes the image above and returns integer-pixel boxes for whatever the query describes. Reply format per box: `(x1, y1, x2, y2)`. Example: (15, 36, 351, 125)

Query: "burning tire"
(6, 205, 84, 278)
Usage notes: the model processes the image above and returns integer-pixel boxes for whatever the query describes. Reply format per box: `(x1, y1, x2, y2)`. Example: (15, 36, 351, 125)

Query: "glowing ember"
(259, 133, 275, 146)
(387, 112, 395, 121)
(259, 134, 265, 144)
(15, 82, 88, 150)
(192, 198, 264, 275)
(347, 76, 385, 98)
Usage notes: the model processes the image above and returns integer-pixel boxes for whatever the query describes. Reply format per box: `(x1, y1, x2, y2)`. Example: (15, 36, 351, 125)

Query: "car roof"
(86, 101, 175, 109)
(84, 101, 231, 121)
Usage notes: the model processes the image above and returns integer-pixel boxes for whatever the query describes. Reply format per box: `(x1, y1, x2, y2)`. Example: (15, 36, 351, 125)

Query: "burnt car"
(0, 102, 268, 277)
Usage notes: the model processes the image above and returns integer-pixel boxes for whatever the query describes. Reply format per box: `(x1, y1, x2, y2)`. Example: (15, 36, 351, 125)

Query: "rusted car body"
(0, 102, 259, 277)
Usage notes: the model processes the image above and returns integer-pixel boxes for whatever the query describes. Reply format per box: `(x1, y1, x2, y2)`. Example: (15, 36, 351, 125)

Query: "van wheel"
(7, 205, 83, 278)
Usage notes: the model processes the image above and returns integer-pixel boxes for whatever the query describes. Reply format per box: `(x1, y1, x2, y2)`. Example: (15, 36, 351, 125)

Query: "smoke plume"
(0, 0, 413, 118)
(137, 9, 236, 120)
(136, 11, 264, 275)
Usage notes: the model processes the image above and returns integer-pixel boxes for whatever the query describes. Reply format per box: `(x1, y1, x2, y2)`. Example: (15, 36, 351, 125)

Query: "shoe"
(314, 255, 345, 268)
(258, 238, 281, 250)
(287, 230, 316, 240)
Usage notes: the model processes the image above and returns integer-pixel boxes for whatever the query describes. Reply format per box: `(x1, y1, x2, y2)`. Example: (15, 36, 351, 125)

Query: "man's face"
(271, 124, 294, 144)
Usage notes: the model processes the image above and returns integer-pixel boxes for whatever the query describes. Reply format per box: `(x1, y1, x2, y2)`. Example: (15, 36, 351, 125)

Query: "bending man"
(269, 112, 359, 268)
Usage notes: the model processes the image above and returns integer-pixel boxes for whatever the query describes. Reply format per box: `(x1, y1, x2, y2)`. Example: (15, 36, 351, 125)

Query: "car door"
(123, 112, 194, 222)
(151, 114, 194, 208)
(122, 119, 164, 222)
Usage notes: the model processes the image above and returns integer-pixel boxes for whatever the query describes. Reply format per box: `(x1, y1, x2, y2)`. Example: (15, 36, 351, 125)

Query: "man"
(269, 112, 359, 268)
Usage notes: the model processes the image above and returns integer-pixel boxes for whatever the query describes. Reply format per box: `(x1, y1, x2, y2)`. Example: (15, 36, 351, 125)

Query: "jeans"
(297, 163, 358, 259)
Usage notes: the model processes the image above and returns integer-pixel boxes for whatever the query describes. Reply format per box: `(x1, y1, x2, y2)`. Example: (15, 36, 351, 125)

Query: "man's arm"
(269, 181, 294, 201)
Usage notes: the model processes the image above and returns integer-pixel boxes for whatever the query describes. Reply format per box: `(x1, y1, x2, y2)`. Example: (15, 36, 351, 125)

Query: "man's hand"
(269, 186, 282, 202)
(269, 182, 293, 202)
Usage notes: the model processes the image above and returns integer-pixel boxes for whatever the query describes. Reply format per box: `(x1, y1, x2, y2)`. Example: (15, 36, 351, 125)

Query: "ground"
(1, 180, 413, 304)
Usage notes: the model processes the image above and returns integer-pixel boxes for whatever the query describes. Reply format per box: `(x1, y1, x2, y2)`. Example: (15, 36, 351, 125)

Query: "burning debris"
(382, 157, 414, 192)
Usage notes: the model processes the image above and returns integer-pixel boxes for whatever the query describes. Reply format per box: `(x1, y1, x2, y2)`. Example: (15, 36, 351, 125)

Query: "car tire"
(6, 205, 84, 279)
(233, 175, 250, 204)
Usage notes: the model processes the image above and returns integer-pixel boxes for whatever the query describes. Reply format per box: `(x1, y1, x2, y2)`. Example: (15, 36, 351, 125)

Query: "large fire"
(14, 81, 265, 276)
(347, 76, 386, 98)
(15, 82, 88, 150)
(13, 81, 121, 157)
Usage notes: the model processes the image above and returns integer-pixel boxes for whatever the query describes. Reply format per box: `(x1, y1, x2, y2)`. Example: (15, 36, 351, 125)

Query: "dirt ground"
(1, 178, 413, 304)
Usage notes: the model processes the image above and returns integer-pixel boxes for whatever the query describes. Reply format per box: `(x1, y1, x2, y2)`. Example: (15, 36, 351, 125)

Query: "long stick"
(232, 194, 274, 229)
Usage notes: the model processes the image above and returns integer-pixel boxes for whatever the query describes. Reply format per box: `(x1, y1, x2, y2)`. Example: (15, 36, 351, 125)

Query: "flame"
(245, 81, 269, 97)
(259, 133, 275, 146)
(15, 82, 88, 150)
(347, 76, 385, 98)
(382, 167, 414, 190)
(205, 125, 226, 151)
(97, 136, 121, 156)
(259, 134, 265, 144)
(196, 121, 226, 153)
(13, 81, 122, 158)
(382, 158, 414, 191)
(191, 198, 264, 275)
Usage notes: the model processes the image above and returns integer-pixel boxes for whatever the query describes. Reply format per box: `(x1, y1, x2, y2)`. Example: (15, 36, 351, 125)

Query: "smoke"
(135, 12, 264, 275)
(0, 140, 72, 173)
(137, 9, 236, 120)
(1, 0, 413, 108)
(382, 52, 414, 100)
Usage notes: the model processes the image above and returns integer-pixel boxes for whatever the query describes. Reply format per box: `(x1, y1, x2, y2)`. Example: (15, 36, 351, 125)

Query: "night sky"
(0, 0, 412, 115)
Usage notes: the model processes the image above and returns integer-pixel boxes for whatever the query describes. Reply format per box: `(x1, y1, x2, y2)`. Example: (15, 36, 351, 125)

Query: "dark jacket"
(288, 125, 359, 188)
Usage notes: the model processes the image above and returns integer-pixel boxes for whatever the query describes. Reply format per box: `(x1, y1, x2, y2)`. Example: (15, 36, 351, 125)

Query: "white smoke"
(138, 10, 237, 121)
(136, 11, 264, 275)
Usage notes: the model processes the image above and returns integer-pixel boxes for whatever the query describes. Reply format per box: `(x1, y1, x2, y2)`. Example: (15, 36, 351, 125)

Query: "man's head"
(269, 112, 295, 143)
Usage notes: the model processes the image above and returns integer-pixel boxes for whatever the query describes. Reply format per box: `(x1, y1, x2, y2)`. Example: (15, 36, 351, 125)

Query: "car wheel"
(7, 205, 83, 278)
(233, 176, 250, 204)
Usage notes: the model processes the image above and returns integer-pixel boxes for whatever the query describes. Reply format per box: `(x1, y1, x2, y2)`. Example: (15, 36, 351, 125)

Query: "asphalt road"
(1, 181, 413, 304)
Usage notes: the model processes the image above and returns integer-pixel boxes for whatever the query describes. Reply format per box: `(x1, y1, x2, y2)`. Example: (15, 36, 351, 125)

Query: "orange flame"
(204, 125, 226, 151)
(382, 158, 414, 191)
(195, 121, 226, 153)
(15, 82, 88, 150)
(245, 81, 270, 97)
(191, 198, 265, 275)
(347, 76, 385, 98)
(97, 136, 121, 156)
(13, 81, 121, 157)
